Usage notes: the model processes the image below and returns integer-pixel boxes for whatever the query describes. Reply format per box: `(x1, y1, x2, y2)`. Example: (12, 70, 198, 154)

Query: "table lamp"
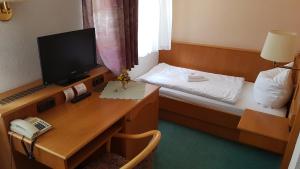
(0, 0, 22, 21)
(261, 30, 298, 69)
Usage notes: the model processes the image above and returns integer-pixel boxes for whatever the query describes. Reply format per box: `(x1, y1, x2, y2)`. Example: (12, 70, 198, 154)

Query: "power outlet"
(92, 75, 104, 87)
(37, 97, 56, 113)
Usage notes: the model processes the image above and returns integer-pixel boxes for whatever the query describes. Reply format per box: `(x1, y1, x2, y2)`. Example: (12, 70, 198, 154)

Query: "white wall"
(129, 52, 159, 79)
(0, 0, 83, 93)
(289, 133, 300, 169)
(173, 0, 300, 51)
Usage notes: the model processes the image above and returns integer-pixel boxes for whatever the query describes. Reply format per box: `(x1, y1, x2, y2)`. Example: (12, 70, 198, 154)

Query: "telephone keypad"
(34, 123, 46, 130)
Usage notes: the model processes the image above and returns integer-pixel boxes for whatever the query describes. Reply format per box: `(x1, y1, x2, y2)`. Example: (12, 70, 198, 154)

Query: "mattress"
(160, 82, 287, 117)
(137, 63, 245, 104)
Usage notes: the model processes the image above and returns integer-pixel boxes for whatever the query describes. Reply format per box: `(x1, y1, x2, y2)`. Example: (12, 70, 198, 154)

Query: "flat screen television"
(38, 28, 97, 86)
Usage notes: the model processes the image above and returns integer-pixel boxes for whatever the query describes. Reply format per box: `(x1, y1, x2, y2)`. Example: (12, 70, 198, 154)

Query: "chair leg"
(106, 138, 111, 153)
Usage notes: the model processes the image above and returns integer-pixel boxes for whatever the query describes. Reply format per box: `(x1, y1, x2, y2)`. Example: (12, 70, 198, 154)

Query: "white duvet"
(137, 63, 245, 104)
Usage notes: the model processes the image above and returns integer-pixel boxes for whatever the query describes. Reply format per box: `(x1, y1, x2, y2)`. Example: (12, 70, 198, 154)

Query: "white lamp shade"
(261, 30, 298, 63)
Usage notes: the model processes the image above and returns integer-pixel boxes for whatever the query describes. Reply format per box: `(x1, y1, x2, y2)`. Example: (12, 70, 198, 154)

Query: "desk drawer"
(113, 90, 159, 160)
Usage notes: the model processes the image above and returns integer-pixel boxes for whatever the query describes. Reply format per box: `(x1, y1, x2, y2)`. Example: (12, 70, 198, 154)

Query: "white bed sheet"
(137, 63, 244, 104)
(160, 82, 287, 117)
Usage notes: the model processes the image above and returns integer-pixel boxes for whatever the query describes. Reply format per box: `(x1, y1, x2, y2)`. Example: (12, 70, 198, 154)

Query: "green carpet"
(154, 120, 281, 169)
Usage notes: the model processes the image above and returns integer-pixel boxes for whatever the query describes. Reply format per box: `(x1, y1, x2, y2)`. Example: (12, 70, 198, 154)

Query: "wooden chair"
(81, 130, 161, 169)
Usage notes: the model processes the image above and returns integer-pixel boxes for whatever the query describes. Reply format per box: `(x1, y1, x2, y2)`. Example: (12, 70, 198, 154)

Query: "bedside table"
(238, 109, 290, 154)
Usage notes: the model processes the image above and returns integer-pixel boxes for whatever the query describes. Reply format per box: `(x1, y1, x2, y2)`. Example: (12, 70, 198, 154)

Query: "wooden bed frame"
(158, 42, 300, 168)
(159, 42, 275, 141)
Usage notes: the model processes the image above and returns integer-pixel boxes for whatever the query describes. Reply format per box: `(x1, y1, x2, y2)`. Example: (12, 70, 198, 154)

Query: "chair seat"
(81, 153, 153, 169)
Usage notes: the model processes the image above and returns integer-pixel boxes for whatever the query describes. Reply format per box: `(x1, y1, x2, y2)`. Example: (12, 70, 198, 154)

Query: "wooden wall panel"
(159, 42, 274, 82)
(159, 96, 240, 129)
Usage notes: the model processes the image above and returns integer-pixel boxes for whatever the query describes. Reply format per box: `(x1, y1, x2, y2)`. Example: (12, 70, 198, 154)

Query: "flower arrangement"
(117, 68, 130, 89)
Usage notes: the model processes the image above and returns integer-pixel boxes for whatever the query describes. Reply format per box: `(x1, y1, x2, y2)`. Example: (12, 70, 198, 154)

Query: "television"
(37, 28, 97, 86)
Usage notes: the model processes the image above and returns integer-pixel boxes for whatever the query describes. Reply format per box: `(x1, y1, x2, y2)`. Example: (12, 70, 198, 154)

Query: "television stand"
(56, 74, 90, 86)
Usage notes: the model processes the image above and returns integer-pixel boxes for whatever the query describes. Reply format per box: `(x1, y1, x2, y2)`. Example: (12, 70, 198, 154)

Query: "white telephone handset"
(10, 117, 52, 140)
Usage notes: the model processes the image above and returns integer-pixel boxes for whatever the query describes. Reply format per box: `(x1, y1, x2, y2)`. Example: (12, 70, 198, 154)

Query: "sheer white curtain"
(138, 0, 172, 57)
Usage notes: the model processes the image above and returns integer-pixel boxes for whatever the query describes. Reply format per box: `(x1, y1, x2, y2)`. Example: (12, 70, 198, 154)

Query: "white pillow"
(253, 63, 293, 108)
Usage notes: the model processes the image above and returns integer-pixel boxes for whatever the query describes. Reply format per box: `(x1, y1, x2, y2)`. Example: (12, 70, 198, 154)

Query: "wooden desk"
(238, 109, 289, 154)
(0, 67, 159, 169)
(8, 84, 159, 169)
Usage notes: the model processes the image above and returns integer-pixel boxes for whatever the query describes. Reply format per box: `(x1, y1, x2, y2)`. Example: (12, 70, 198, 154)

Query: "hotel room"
(0, 0, 299, 169)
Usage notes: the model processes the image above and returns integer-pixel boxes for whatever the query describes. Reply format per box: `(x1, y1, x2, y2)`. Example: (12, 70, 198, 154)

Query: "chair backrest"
(114, 130, 161, 169)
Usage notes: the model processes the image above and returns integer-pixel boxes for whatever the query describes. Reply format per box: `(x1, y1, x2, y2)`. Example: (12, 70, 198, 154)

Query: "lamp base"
(273, 61, 300, 71)
(279, 66, 300, 71)
(0, 2, 12, 21)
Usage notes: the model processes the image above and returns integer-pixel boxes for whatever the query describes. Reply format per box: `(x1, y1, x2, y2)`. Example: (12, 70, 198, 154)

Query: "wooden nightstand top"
(238, 109, 289, 142)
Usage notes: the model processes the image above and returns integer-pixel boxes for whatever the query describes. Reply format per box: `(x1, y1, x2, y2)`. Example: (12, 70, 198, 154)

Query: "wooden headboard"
(159, 42, 274, 82)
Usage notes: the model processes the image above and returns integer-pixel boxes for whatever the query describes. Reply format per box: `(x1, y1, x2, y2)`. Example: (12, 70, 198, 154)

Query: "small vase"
(121, 81, 127, 89)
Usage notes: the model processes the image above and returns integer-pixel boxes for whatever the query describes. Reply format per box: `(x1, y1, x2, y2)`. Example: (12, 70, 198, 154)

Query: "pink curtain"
(82, 0, 138, 75)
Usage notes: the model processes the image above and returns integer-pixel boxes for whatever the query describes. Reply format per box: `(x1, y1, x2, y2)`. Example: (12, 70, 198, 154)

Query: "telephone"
(10, 117, 52, 140)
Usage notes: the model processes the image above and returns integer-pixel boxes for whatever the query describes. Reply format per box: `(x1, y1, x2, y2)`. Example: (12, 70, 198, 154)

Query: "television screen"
(38, 28, 97, 86)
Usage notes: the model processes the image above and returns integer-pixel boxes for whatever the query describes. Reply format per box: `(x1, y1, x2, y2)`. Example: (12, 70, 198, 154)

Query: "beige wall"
(0, 0, 83, 93)
(173, 0, 300, 51)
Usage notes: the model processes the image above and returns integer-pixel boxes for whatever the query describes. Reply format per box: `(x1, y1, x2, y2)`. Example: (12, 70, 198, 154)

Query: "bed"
(140, 42, 298, 143)
(137, 62, 287, 118)
(137, 42, 300, 167)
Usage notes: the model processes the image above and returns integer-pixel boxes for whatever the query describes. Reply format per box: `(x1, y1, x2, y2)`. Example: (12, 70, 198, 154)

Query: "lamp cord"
(21, 136, 36, 160)
(8, 134, 37, 169)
